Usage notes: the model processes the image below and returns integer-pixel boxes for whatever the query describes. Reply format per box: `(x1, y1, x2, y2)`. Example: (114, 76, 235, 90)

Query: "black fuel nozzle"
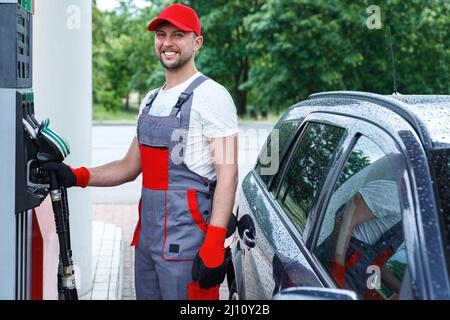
(23, 117, 71, 193)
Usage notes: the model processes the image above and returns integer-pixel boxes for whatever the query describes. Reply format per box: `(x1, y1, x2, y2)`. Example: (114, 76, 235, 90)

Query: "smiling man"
(154, 22, 196, 71)
(42, 3, 239, 300)
(120, 4, 240, 300)
(132, 3, 239, 300)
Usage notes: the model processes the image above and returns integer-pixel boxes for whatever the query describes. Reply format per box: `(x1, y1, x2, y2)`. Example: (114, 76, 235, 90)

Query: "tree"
(243, 0, 449, 113)
(93, 0, 449, 117)
(185, 0, 262, 116)
(93, 0, 122, 111)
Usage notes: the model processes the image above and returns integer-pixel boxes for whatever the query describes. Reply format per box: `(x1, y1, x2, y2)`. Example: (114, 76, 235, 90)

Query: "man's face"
(154, 23, 202, 70)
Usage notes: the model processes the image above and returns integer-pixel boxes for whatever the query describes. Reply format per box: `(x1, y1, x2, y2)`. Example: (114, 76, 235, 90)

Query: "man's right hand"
(40, 162, 90, 188)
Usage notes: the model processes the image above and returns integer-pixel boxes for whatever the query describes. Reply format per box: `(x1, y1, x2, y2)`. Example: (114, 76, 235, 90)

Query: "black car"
(227, 92, 450, 300)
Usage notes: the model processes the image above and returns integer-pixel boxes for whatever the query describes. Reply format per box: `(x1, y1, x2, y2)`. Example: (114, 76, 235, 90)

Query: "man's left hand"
(192, 225, 228, 289)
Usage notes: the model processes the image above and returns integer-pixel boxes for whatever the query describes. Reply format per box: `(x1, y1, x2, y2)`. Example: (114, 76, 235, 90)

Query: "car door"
(236, 120, 304, 300)
(238, 114, 357, 299)
(306, 119, 415, 299)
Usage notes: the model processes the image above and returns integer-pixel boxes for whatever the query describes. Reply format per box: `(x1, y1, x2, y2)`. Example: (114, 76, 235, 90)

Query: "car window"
(273, 122, 346, 232)
(255, 121, 300, 186)
(314, 135, 407, 300)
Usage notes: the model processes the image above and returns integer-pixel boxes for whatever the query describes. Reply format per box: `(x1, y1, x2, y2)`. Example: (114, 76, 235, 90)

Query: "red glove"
(331, 261, 346, 289)
(200, 225, 227, 267)
(192, 225, 228, 289)
(70, 166, 91, 188)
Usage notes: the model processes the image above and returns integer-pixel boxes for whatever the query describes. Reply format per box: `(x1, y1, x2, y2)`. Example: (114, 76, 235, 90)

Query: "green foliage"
(336, 149, 371, 189)
(243, 0, 450, 114)
(93, 0, 161, 113)
(93, 0, 450, 118)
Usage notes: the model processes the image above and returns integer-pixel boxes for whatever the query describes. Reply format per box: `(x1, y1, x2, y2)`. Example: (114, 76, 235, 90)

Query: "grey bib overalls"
(132, 76, 217, 299)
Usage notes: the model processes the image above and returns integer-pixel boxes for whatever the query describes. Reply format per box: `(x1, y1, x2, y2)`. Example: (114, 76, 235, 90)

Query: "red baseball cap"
(147, 4, 201, 36)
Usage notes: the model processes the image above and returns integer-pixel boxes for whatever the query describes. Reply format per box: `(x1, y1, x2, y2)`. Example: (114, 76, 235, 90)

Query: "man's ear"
(194, 35, 203, 52)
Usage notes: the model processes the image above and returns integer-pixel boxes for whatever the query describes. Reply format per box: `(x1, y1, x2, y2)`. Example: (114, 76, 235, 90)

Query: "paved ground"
(92, 204, 138, 299)
(80, 220, 123, 300)
(90, 122, 275, 299)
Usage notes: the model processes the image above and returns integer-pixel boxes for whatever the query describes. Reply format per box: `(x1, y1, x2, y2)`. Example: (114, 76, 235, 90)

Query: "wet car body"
(228, 92, 450, 300)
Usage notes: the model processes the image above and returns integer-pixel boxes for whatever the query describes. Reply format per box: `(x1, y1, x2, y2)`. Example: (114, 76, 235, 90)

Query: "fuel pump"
(0, 0, 78, 300)
(23, 117, 79, 300)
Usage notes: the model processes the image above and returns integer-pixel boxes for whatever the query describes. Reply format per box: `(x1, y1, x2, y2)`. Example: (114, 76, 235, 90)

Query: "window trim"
(269, 121, 309, 196)
(270, 120, 350, 198)
(262, 114, 358, 287)
(274, 121, 350, 234)
(269, 113, 358, 231)
(267, 120, 304, 189)
(306, 132, 362, 249)
(254, 119, 304, 190)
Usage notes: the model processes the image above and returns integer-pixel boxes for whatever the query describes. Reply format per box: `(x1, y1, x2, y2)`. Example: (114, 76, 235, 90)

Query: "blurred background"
(92, 0, 449, 122)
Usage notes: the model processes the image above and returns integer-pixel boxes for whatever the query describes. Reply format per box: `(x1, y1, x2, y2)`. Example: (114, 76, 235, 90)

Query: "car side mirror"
(273, 287, 358, 300)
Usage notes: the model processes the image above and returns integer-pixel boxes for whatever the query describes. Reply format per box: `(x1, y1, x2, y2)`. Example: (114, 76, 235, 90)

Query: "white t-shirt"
(352, 180, 402, 244)
(137, 72, 239, 180)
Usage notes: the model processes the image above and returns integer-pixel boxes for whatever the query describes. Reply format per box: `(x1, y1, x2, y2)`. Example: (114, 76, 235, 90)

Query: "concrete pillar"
(0, 90, 16, 300)
(33, 0, 93, 297)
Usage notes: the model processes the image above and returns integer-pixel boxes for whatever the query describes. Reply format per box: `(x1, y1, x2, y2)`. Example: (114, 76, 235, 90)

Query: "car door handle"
(243, 229, 256, 248)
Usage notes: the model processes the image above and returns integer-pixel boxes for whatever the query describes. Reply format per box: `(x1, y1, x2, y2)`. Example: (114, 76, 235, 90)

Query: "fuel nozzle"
(22, 117, 71, 191)
(36, 118, 71, 163)
(23, 116, 71, 162)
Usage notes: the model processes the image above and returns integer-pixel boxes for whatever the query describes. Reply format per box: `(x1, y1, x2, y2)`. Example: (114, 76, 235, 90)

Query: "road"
(91, 122, 275, 204)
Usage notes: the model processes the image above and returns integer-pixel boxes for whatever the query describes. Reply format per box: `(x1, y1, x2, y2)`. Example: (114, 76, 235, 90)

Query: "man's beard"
(159, 52, 192, 70)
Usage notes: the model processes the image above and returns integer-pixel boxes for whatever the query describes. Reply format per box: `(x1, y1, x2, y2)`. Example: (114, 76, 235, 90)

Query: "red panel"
(31, 210, 43, 300)
(131, 199, 142, 247)
(187, 282, 219, 300)
(140, 145, 169, 190)
(187, 190, 207, 234)
(373, 247, 394, 267)
(363, 290, 386, 300)
(345, 251, 362, 268)
(331, 261, 345, 289)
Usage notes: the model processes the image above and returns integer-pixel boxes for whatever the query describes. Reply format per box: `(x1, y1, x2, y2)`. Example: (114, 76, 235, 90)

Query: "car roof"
(284, 91, 450, 150)
(391, 95, 450, 149)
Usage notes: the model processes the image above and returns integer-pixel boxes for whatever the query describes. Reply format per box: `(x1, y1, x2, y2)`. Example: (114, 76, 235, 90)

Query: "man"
(43, 4, 239, 300)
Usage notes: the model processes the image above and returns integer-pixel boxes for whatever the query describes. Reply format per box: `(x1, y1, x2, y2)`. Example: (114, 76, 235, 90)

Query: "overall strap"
(144, 88, 162, 113)
(169, 75, 209, 165)
(345, 221, 403, 269)
(169, 75, 209, 118)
